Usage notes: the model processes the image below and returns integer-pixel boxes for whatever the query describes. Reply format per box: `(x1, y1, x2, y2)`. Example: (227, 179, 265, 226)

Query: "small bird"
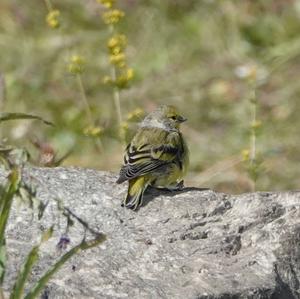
(116, 105, 189, 210)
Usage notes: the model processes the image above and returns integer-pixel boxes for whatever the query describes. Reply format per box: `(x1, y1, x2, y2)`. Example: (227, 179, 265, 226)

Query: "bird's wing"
(116, 129, 182, 183)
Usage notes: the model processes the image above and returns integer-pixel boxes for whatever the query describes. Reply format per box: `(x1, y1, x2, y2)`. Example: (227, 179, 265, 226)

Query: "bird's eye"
(170, 116, 177, 120)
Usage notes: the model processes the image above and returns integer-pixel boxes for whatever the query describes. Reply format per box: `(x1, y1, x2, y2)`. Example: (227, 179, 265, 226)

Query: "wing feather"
(116, 128, 183, 183)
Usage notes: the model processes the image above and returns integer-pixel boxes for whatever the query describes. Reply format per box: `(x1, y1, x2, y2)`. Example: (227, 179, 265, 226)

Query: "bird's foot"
(153, 180, 185, 192)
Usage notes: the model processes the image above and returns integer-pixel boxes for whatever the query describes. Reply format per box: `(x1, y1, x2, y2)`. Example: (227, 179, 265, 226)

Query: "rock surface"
(2, 167, 300, 299)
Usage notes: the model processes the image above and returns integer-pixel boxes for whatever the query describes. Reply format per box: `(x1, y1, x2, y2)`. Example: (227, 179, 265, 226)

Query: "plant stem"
(250, 92, 257, 163)
(109, 25, 122, 126)
(250, 86, 257, 191)
(76, 74, 93, 126)
(76, 75, 103, 151)
(24, 236, 106, 299)
(0, 73, 6, 140)
(112, 67, 122, 126)
(44, 0, 52, 11)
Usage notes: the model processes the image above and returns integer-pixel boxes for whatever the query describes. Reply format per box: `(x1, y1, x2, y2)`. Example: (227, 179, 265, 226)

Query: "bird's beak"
(178, 116, 187, 123)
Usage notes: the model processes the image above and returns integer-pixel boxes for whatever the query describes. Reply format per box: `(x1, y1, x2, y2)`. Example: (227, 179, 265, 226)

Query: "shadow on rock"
(140, 185, 210, 209)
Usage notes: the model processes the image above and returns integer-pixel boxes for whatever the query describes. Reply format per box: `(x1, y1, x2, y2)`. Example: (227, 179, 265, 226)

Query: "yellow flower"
(107, 34, 127, 49)
(110, 53, 126, 67)
(102, 9, 125, 24)
(68, 55, 85, 74)
(126, 68, 134, 80)
(103, 76, 112, 84)
(242, 149, 250, 161)
(46, 10, 61, 29)
(119, 121, 129, 139)
(116, 68, 134, 88)
(111, 46, 122, 55)
(251, 120, 262, 130)
(96, 0, 115, 8)
(120, 121, 129, 130)
(127, 108, 144, 121)
(108, 37, 118, 49)
(71, 55, 85, 65)
(84, 126, 103, 137)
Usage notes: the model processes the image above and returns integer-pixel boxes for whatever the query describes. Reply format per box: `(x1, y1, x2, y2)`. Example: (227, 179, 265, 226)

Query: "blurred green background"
(1, 0, 300, 192)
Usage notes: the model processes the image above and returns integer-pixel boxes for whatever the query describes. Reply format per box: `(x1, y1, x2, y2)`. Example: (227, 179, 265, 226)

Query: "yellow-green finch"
(116, 105, 189, 210)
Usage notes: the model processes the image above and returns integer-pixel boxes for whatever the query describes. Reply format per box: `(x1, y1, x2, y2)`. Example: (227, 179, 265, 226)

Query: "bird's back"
(131, 127, 172, 148)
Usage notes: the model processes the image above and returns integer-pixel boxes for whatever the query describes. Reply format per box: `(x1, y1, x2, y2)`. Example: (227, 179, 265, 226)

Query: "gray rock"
(2, 167, 300, 299)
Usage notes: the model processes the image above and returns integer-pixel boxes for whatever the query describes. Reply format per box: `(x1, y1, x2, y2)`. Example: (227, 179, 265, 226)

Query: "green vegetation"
(0, 117, 106, 298)
(1, 0, 300, 192)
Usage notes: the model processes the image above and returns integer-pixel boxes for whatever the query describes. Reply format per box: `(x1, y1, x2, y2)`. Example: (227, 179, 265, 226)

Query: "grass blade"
(9, 246, 39, 299)
(0, 169, 20, 284)
(9, 227, 53, 299)
(0, 113, 53, 126)
(24, 234, 106, 299)
(0, 241, 6, 289)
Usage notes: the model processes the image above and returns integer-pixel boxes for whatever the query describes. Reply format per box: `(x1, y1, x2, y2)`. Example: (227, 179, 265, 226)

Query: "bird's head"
(141, 105, 187, 131)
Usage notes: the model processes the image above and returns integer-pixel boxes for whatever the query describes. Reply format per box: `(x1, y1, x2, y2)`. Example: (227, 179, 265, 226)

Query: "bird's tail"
(122, 176, 148, 210)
